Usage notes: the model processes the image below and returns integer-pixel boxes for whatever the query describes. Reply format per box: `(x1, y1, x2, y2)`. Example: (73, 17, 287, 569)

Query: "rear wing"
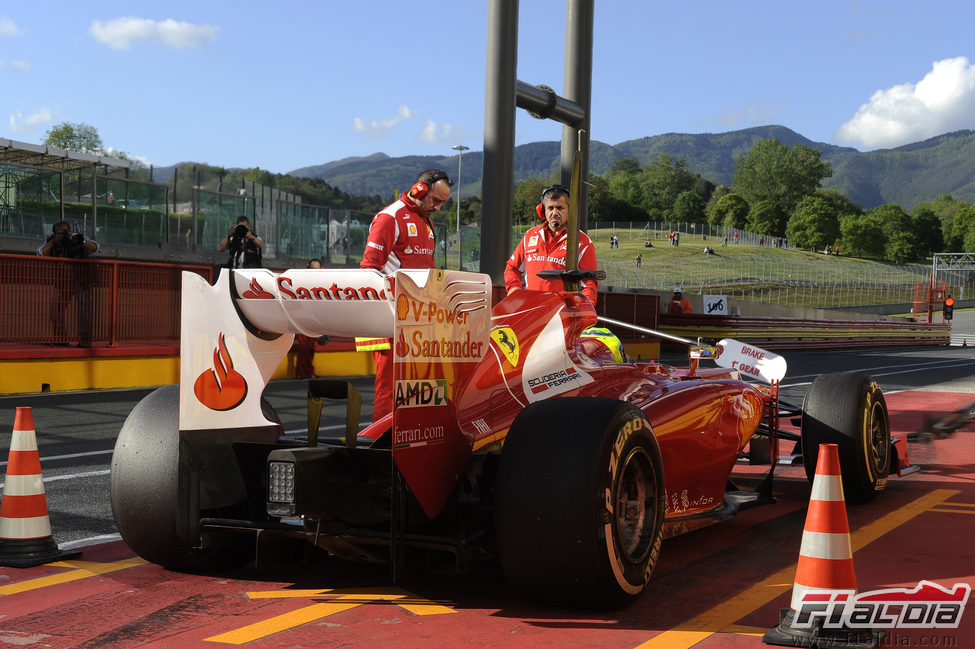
(179, 268, 425, 431)
(176, 267, 490, 445)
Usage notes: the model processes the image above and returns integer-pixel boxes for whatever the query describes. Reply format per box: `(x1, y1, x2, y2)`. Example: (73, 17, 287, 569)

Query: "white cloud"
(9, 60, 30, 71)
(9, 107, 53, 133)
(0, 16, 24, 36)
(353, 104, 416, 136)
(835, 56, 975, 149)
(89, 17, 218, 51)
(419, 119, 459, 144)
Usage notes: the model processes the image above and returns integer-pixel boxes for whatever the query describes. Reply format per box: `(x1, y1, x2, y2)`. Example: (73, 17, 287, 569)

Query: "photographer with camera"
(37, 220, 99, 347)
(218, 216, 263, 268)
(37, 220, 98, 258)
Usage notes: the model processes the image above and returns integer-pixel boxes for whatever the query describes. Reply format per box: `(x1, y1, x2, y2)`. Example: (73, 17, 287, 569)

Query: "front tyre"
(801, 371, 891, 503)
(495, 398, 665, 608)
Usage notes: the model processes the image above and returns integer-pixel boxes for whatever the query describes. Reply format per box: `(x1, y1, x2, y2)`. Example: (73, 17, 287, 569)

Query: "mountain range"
(288, 125, 975, 210)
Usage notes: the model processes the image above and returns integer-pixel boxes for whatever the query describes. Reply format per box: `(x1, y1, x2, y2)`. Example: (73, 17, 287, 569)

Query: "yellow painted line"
(0, 557, 146, 596)
(632, 488, 959, 649)
(206, 600, 361, 645)
(929, 507, 975, 515)
(205, 587, 454, 645)
(246, 589, 334, 599)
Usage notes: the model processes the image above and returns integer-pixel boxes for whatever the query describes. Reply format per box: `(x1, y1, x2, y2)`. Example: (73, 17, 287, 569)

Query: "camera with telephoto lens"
(49, 230, 89, 258)
(228, 223, 249, 253)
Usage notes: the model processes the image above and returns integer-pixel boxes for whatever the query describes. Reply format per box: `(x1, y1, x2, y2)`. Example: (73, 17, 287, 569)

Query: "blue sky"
(3, 1, 975, 174)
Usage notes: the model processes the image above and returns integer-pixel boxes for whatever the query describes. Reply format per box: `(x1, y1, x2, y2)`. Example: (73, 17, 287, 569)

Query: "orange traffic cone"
(763, 443, 881, 648)
(0, 407, 80, 567)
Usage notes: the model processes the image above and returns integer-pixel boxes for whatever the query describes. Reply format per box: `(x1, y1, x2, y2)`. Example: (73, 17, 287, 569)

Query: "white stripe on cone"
(0, 514, 52, 540)
(809, 474, 844, 501)
(1, 473, 45, 496)
(9, 428, 38, 452)
(798, 530, 853, 561)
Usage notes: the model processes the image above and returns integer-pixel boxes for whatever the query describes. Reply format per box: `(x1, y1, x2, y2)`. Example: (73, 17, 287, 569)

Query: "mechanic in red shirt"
(359, 168, 453, 422)
(504, 184, 598, 306)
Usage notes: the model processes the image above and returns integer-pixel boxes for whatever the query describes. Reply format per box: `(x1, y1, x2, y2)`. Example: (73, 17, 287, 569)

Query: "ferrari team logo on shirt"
(407, 223, 418, 236)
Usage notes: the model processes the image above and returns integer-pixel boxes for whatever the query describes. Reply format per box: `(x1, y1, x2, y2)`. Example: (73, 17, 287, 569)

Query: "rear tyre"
(801, 371, 891, 503)
(495, 397, 665, 608)
(110, 385, 254, 571)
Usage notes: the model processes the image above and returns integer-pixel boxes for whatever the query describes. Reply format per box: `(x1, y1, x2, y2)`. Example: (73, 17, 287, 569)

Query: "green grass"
(587, 226, 940, 309)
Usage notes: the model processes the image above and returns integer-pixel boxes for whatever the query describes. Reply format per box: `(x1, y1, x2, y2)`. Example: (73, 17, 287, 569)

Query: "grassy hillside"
(586, 225, 934, 309)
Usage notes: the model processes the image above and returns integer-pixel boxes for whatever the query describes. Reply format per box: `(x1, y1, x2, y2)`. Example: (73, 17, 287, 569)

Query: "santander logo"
(395, 331, 409, 358)
(242, 277, 274, 299)
(194, 333, 248, 411)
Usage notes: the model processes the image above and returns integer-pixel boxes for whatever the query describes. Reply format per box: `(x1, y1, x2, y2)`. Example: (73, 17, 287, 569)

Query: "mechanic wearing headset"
(359, 168, 453, 422)
(504, 184, 598, 305)
(505, 184, 625, 363)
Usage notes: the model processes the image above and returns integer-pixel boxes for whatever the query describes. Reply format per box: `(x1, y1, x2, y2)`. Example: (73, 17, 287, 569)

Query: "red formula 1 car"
(111, 267, 915, 608)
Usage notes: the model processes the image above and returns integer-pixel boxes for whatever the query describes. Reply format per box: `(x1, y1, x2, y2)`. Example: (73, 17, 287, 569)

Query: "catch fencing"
(598, 254, 948, 310)
(0, 254, 212, 346)
(589, 221, 779, 248)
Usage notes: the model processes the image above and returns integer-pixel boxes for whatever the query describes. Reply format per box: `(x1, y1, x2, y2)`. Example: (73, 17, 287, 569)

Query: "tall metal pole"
(481, 0, 518, 284)
(561, 0, 594, 232)
(452, 144, 469, 270)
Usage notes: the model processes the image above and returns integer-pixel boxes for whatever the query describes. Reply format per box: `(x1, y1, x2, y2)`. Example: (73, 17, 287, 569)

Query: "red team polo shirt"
(504, 224, 598, 306)
(361, 192, 437, 273)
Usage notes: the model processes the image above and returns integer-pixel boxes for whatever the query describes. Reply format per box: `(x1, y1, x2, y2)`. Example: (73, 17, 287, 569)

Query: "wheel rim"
(865, 398, 890, 475)
(614, 446, 657, 563)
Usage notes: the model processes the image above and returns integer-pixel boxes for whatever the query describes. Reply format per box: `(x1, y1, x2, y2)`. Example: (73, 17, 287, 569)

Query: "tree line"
(42, 121, 975, 262)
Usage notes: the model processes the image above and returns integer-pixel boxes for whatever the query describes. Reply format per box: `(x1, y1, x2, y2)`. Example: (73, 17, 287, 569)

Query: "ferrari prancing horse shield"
(491, 326, 520, 367)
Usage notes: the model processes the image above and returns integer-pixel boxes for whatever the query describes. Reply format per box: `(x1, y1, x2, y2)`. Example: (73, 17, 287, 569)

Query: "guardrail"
(656, 313, 950, 349)
(0, 253, 213, 348)
(0, 255, 949, 357)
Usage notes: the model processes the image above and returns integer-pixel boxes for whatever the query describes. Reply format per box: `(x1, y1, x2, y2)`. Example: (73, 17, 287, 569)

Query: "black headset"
(409, 169, 453, 200)
(536, 184, 570, 219)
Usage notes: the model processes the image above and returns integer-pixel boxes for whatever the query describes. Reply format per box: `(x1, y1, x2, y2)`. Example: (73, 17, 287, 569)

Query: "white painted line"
(59, 533, 123, 550)
(0, 469, 111, 490)
(1, 449, 114, 468)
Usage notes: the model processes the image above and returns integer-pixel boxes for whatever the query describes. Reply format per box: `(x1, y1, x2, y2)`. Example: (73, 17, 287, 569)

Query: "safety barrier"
(0, 256, 948, 355)
(0, 253, 212, 348)
(657, 312, 950, 349)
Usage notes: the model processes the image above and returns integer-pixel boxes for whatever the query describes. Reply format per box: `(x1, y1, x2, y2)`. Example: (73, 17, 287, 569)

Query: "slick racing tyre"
(495, 397, 665, 608)
(110, 385, 261, 571)
(801, 371, 891, 503)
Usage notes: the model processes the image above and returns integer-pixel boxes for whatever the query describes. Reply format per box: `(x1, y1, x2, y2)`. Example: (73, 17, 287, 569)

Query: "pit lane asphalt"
(1, 342, 974, 550)
(1, 341, 974, 648)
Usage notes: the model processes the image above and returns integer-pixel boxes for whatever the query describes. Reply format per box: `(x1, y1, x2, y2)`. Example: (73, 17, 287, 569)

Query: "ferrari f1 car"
(111, 266, 916, 608)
